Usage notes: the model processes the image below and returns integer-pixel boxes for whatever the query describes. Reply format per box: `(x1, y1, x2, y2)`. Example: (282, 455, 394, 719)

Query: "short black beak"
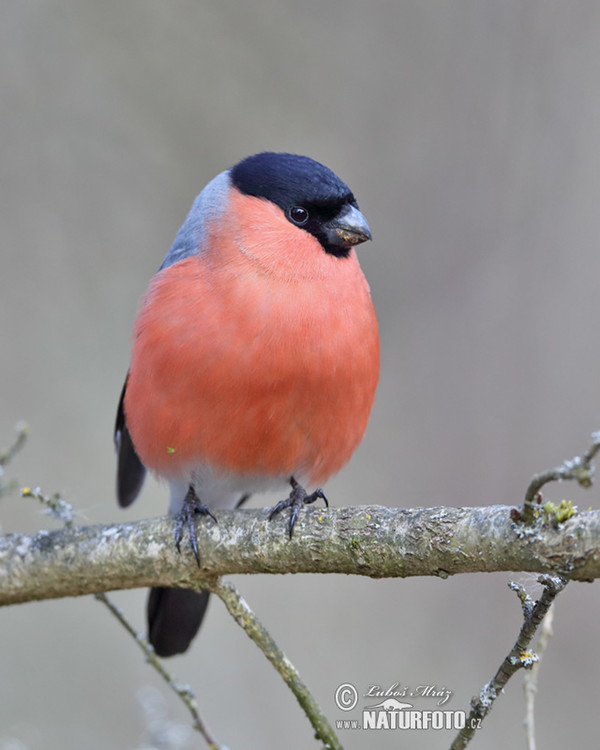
(324, 204, 372, 249)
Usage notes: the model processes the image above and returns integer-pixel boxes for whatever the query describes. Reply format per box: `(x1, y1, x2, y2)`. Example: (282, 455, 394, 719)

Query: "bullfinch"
(114, 152, 379, 656)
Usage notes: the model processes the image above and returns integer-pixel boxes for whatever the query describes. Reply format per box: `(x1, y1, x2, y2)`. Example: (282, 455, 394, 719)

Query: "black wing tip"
(116, 421, 146, 507)
(115, 375, 146, 507)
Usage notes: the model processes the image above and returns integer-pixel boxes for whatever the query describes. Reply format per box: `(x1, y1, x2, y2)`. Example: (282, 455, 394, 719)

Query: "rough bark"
(1, 504, 599, 606)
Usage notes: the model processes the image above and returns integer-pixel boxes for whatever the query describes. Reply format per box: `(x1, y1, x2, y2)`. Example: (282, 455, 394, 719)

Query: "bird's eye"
(288, 206, 309, 226)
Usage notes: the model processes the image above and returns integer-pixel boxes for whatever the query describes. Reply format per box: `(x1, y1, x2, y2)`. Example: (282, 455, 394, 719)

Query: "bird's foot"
(174, 485, 217, 567)
(268, 477, 328, 538)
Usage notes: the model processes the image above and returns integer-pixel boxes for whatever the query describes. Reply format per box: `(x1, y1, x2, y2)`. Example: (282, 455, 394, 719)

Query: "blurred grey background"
(2, 2, 600, 748)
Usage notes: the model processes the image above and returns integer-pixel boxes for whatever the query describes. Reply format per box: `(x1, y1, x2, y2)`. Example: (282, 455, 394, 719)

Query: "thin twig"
(21, 486, 74, 527)
(0, 422, 29, 468)
(95, 592, 223, 750)
(521, 431, 600, 523)
(19, 483, 222, 748)
(523, 603, 555, 750)
(450, 575, 567, 750)
(0, 422, 29, 498)
(212, 578, 343, 750)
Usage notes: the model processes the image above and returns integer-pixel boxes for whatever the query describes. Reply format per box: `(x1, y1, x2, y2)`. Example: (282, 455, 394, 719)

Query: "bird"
(114, 152, 379, 656)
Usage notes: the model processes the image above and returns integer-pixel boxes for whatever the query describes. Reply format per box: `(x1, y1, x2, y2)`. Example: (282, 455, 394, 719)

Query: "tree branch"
(523, 601, 555, 750)
(450, 575, 566, 750)
(96, 592, 223, 750)
(520, 430, 600, 522)
(212, 579, 342, 750)
(1, 503, 599, 607)
(3, 428, 600, 749)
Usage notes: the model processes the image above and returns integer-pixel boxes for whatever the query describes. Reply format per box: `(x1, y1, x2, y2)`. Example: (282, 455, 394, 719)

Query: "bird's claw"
(268, 477, 328, 538)
(174, 486, 217, 567)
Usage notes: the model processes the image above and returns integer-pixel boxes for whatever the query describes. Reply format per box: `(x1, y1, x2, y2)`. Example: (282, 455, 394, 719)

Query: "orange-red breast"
(115, 152, 379, 655)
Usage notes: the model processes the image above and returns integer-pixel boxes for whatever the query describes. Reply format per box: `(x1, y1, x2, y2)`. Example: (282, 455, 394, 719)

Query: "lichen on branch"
(1, 503, 600, 607)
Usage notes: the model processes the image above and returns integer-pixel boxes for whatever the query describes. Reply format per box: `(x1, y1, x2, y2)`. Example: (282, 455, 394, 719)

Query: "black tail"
(147, 587, 210, 657)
